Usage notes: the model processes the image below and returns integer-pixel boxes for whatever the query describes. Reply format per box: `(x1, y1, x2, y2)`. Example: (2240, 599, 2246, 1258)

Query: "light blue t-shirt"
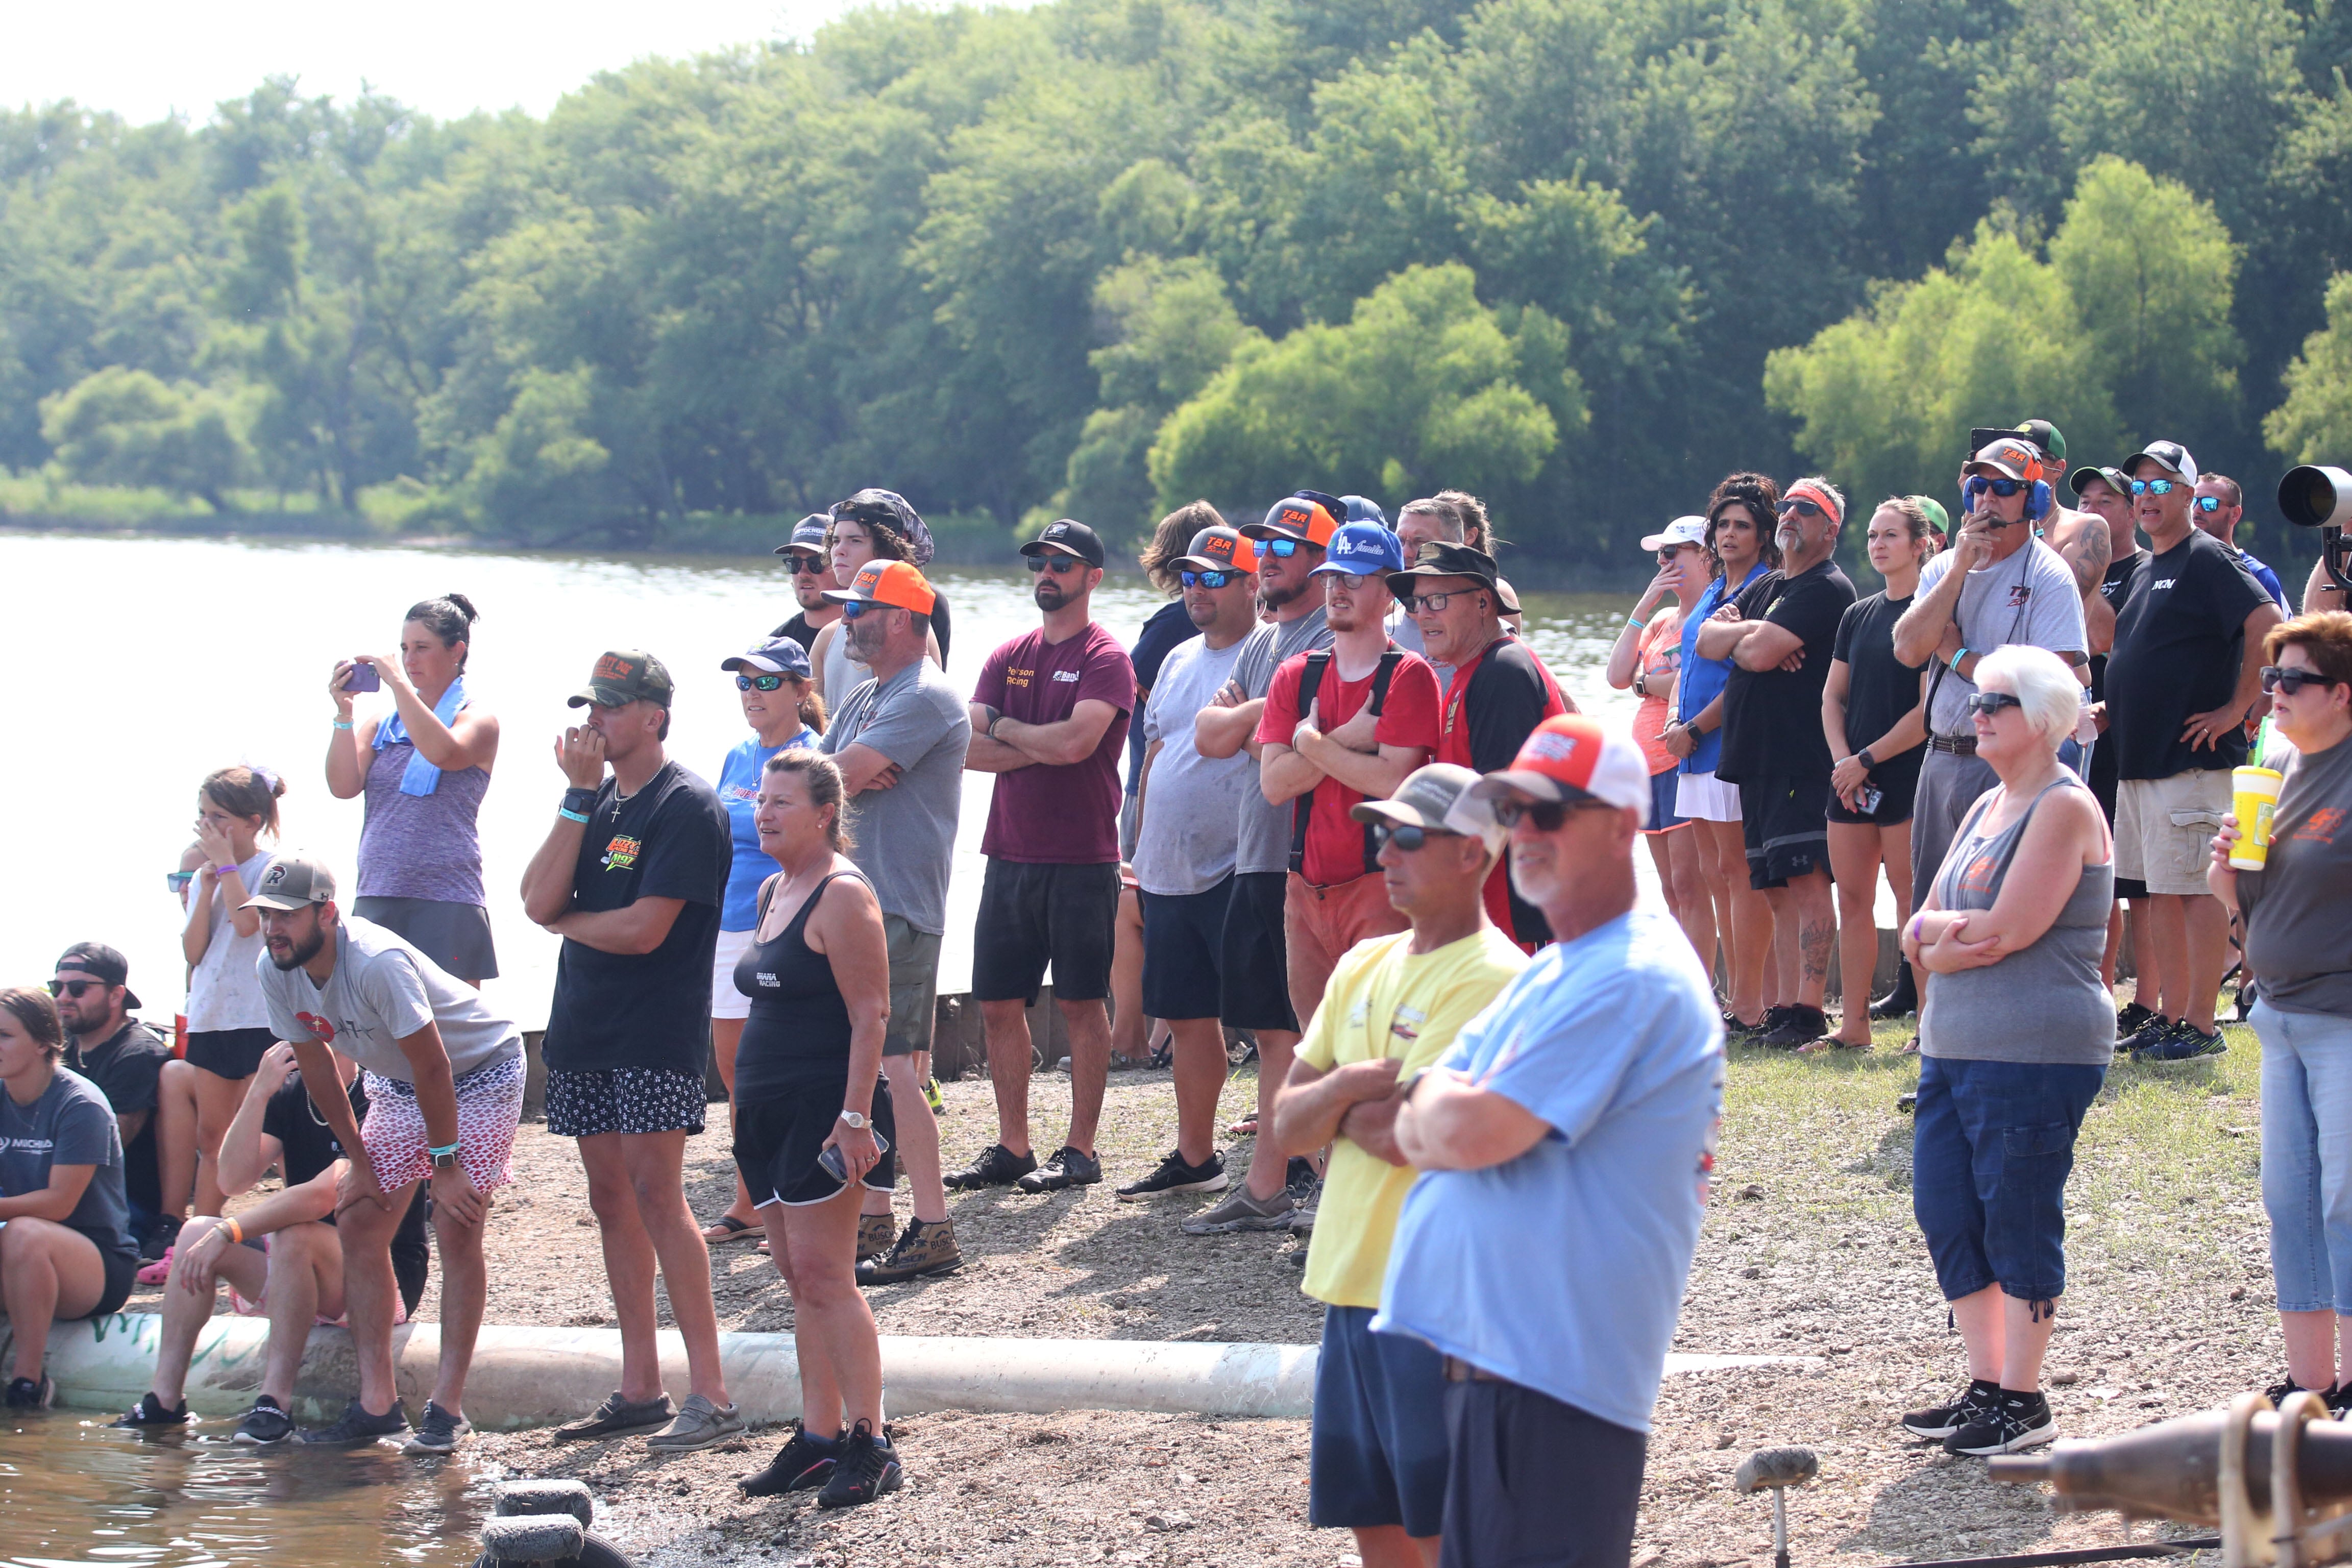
(1676, 561, 1768, 776)
(1373, 908, 1725, 1434)
(717, 729, 816, 929)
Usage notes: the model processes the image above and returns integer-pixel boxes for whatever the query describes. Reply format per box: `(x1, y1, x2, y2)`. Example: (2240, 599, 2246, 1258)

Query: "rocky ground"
(136, 1014, 2270, 1565)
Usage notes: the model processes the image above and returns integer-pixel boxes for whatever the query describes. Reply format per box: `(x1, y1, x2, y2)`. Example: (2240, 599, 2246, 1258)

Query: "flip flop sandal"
(701, 1216, 760, 1245)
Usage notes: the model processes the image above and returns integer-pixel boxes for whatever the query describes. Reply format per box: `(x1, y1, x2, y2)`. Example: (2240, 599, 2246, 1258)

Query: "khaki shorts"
(2113, 770, 2229, 896)
(883, 913, 942, 1057)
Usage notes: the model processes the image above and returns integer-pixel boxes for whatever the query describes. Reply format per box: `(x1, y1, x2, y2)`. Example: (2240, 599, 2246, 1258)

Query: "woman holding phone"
(729, 751, 903, 1510)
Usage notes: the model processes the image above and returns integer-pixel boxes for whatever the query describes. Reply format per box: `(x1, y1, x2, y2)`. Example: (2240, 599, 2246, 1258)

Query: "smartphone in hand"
(345, 662, 382, 694)
(818, 1129, 891, 1184)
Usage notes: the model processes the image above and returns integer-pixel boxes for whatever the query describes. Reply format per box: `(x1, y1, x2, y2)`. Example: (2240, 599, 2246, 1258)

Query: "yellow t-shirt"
(1297, 925, 1528, 1308)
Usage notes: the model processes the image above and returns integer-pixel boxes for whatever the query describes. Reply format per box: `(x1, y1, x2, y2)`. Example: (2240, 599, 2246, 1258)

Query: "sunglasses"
(1181, 569, 1239, 590)
(1259, 536, 1317, 558)
(47, 978, 106, 998)
(735, 673, 788, 691)
(838, 599, 880, 619)
(788, 554, 826, 574)
(1026, 555, 1085, 575)
(1371, 821, 1458, 853)
(1403, 590, 1472, 613)
(1968, 476, 2030, 499)
(1488, 796, 1608, 831)
(2263, 665, 2342, 696)
(1776, 498, 1827, 518)
(2194, 495, 2222, 513)
(2128, 478, 2182, 496)
(1965, 691, 2023, 716)
(166, 870, 194, 892)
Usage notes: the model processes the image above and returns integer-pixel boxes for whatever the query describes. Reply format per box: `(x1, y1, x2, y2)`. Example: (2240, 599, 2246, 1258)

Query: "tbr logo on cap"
(853, 562, 888, 594)
(1198, 534, 1241, 566)
(594, 653, 639, 684)
(1983, 440, 2042, 482)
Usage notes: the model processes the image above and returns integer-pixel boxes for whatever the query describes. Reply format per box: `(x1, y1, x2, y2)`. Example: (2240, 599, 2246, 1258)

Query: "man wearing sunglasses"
(770, 513, 842, 655)
(51, 945, 176, 1258)
(1374, 715, 1723, 1568)
(2105, 442, 2283, 1059)
(957, 520, 1135, 1194)
(2192, 474, 2291, 610)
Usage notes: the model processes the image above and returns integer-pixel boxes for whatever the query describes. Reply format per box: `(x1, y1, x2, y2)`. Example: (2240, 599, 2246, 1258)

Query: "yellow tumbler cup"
(2230, 766, 2285, 870)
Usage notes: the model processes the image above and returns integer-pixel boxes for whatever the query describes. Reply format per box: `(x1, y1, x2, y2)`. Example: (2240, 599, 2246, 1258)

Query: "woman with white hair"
(1895, 644, 2114, 1459)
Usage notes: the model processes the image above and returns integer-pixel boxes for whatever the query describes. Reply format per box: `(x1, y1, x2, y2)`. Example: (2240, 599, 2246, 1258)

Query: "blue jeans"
(2254, 1000, 2352, 1315)
(1913, 1056, 2105, 1304)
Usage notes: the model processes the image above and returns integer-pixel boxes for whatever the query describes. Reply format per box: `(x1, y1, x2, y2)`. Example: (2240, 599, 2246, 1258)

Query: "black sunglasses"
(1181, 569, 1239, 590)
(1371, 821, 1458, 853)
(2263, 665, 2342, 696)
(735, 673, 788, 691)
(47, 978, 106, 998)
(1965, 691, 2023, 716)
(788, 553, 826, 574)
(1026, 555, 1085, 575)
(1488, 796, 1605, 831)
(1776, 498, 1827, 518)
(1971, 477, 2030, 499)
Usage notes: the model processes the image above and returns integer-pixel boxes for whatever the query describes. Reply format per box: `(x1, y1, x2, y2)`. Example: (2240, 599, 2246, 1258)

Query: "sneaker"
(1284, 1156, 1319, 1194)
(402, 1400, 471, 1455)
(856, 1218, 963, 1285)
(112, 1391, 190, 1427)
(2114, 1001, 2158, 1040)
(1901, 1378, 1998, 1440)
(1116, 1149, 1228, 1201)
(739, 1424, 841, 1497)
(1897, 1090, 1919, 1114)
(1017, 1145, 1103, 1193)
(2119, 1014, 2179, 1056)
(2263, 1374, 2335, 1408)
(553, 1390, 676, 1441)
(645, 1393, 745, 1452)
(942, 1142, 1036, 1191)
(1870, 969, 1919, 1020)
(298, 1398, 412, 1446)
(2141, 1021, 2227, 1062)
(233, 1395, 295, 1445)
(856, 1212, 897, 1261)
(138, 1213, 183, 1262)
(5, 1375, 54, 1410)
(1759, 1005, 1830, 1050)
(1180, 1184, 1296, 1235)
(1722, 1009, 1766, 1041)
(815, 1418, 903, 1509)
(1946, 1389, 2056, 1456)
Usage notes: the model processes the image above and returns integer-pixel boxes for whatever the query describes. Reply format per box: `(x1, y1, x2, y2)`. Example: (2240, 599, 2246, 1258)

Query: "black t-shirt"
(67, 1018, 170, 1215)
(2108, 530, 2270, 780)
(1127, 599, 1203, 791)
(1831, 591, 1924, 776)
(543, 759, 730, 1076)
(1460, 638, 1565, 948)
(1718, 560, 1858, 782)
(772, 611, 821, 654)
(2087, 549, 2146, 702)
(264, 1071, 431, 1312)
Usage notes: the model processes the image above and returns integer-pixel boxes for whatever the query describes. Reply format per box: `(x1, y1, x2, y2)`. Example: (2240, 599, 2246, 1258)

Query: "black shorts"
(1825, 750, 1922, 826)
(1140, 877, 1232, 1021)
(972, 859, 1120, 1004)
(1219, 870, 1298, 1033)
(185, 1027, 275, 1080)
(734, 1064, 898, 1208)
(1440, 1374, 1648, 1568)
(87, 1245, 137, 1318)
(1736, 773, 1834, 889)
(545, 1066, 708, 1138)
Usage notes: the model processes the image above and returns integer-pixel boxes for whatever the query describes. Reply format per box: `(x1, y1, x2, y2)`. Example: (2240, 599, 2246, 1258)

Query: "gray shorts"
(1909, 749, 1999, 908)
(883, 913, 942, 1058)
(353, 896, 499, 981)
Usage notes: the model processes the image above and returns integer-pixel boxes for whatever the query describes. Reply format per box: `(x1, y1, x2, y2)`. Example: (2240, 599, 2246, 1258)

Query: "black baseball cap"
(1386, 540, 1502, 600)
(567, 649, 676, 709)
(1020, 518, 1106, 567)
(2069, 465, 2130, 499)
(54, 942, 139, 1011)
(772, 514, 829, 559)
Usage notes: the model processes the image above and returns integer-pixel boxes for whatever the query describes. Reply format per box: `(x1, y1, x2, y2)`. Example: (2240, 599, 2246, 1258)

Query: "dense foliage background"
(9, 0, 2352, 566)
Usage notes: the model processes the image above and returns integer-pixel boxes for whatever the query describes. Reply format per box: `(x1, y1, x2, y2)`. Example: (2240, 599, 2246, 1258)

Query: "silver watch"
(838, 1109, 868, 1130)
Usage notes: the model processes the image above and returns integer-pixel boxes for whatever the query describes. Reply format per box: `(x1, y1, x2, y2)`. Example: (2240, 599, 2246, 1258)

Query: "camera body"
(2278, 465, 2352, 596)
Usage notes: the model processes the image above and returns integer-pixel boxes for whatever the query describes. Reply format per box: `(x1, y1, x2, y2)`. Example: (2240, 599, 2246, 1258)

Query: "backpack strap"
(1288, 652, 1334, 877)
(1357, 648, 1406, 873)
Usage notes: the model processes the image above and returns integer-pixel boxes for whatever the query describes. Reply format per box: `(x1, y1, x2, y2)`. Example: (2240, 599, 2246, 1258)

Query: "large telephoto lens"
(2280, 464, 2352, 529)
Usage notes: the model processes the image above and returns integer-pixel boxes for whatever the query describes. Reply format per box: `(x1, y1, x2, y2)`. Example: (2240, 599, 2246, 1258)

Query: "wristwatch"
(838, 1109, 869, 1130)
(562, 786, 598, 815)
(1856, 748, 1877, 771)
(432, 1148, 461, 1171)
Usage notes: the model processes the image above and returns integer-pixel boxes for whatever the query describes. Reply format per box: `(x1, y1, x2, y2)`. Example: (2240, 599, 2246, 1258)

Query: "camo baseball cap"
(567, 649, 675, 709)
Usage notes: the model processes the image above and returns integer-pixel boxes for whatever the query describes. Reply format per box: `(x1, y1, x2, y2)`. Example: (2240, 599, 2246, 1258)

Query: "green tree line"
(8, 0, 2352, 562)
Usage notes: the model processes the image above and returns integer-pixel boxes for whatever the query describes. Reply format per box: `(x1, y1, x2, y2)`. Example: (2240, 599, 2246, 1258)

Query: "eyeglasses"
(1776, 498, 1827, 518)
(735, 673, 787, 691)
(1260, 536, 1317, 558)
(1026, 555, 1085, 575)
(1965, 691, 2023, 716)
(1403, 590, 1470, 613)
(1321, 572, 1378, 591)
(2128, 478, 2182, 496)
(46, 978, 104, 998)
(2263, 665, 2343, 696)
(1181, 569, 1238, 590)
(2194, 495, 2222, 513)
(1371, 821, 1458, 852)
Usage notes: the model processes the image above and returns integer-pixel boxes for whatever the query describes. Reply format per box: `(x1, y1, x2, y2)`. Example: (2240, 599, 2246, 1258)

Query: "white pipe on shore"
(12, 1311, 1812, 1428)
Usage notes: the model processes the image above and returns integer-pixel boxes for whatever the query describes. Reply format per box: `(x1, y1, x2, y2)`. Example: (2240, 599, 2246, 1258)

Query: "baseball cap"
(1964, 436, 2045, 484)
(1311, 521, 1406, 578)
(823, 558, 938, 615)
(2125, 440, 2199, 484)
(1245, 491, 1343, 548)
(771, 513, 829, 559)
(721, 635, 813, 678)
(1019, 518, 1107, 567)
(1340, 495, 1389, 529)
(2016, 419, 2067, 462)
(1639, 516, 1709, 552)
(568, 649, 675, 709)
(1385, 539, 1501, 600)
(2068, 464, 2130, 500)
(54, 942, 140, 1010)
(1465, 714, 1652, 816)
(1171, 525, 1259, 575)
(1353, 764, 1507, 861)
(240, 851, 338, 912)
(830, 488, 936, 567)
(1915, 496, 1951, 537)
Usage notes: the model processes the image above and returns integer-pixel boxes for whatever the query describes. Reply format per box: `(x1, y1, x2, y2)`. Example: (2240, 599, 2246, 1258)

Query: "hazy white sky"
(4, 1, 955, 126)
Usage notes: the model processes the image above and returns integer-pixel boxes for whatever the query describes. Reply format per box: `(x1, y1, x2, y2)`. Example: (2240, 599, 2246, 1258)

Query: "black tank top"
(733, 870, 865, 1098)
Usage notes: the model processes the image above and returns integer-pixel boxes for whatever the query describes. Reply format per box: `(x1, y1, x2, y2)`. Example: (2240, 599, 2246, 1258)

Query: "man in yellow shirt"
(1269, 764, 1526, 1568)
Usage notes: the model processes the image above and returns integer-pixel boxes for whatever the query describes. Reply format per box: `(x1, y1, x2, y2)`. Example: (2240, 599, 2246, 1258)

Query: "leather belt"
(1441, 1356, 1506, 1384)
(1926, 733, 1978, 757)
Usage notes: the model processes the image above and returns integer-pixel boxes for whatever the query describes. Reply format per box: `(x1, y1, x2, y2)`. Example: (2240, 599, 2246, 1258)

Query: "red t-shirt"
(1256, 647, 1443, 886)
(972, 622, 1135, 864)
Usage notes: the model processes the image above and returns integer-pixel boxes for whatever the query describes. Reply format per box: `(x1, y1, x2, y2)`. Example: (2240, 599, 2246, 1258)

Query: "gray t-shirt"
(1, 1066, 132, 1259)
(2238, 736, 2352, 1016)
(1232, 606, 1333, 873)
(1916, 539, 2086, 735)
(257, 915, 524, 1082)
(1134, 635, 1253, 896)
(822, 657, 971, 934)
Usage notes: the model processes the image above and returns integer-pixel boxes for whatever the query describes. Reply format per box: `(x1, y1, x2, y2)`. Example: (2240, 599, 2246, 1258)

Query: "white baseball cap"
(1639, 516, 1709, 552)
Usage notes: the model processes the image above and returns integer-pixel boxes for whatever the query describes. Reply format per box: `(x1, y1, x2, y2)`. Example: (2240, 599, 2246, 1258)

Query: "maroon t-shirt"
(973, 622, 1136, 864)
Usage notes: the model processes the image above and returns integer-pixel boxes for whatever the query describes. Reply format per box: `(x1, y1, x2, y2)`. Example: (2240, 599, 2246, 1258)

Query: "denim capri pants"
(2253, 1000, 2352, 1315)
(1913, 1056, 2105, 1304)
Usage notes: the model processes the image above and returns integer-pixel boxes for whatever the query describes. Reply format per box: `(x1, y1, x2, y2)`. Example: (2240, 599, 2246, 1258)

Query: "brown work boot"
(855, 1218, 962, 1285)
(856, 1211, 896, 1262)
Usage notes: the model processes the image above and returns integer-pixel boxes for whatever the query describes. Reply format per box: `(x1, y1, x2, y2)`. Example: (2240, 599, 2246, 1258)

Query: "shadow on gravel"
(1844, 1450, 2058, 1561)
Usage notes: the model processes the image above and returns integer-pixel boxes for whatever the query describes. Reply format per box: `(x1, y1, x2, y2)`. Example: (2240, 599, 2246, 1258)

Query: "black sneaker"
(1900, 1378, 1998, 1440)
(1016, 1145, 1102, 1193)
(2263, 1374, 2335, 1409)
(2119, 1014, 2178, 1056)
(138, 1213, 184, 1262)
(402, 1400, 471, 1455)
(815, 1418, 902, 1509)
(112, 1391, 190, 1427)
(298, 1398, 412, 1447)
(1722, 1009, 1769, 1041)
(4, 1376, 53, 1410)
(1759, 1005, 1830, 1049)
(1945, 1389, 2056, 1456)
(2115, 1001, 2158, 1040)
(739, 1424, 841, 1497)
(234, 1395, 295, 1445)
(943, 1142, 1036, 1191)
(2142, 1021, 2226, 1062)
(1116, 1149, 1229, 1201)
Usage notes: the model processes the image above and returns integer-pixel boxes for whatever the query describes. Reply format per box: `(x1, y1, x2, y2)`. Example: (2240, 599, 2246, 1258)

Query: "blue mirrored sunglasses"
(1261, 536, 1316, 557)
(2128, 478, 2182, 496)
(2194, 495, 2221, 513)
(1181, 569, 1238, 590)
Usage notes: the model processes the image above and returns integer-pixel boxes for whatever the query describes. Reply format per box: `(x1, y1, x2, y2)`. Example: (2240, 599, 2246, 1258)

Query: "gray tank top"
(356, 738, 489, 905)
(1919, 777, 2115, 1064)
